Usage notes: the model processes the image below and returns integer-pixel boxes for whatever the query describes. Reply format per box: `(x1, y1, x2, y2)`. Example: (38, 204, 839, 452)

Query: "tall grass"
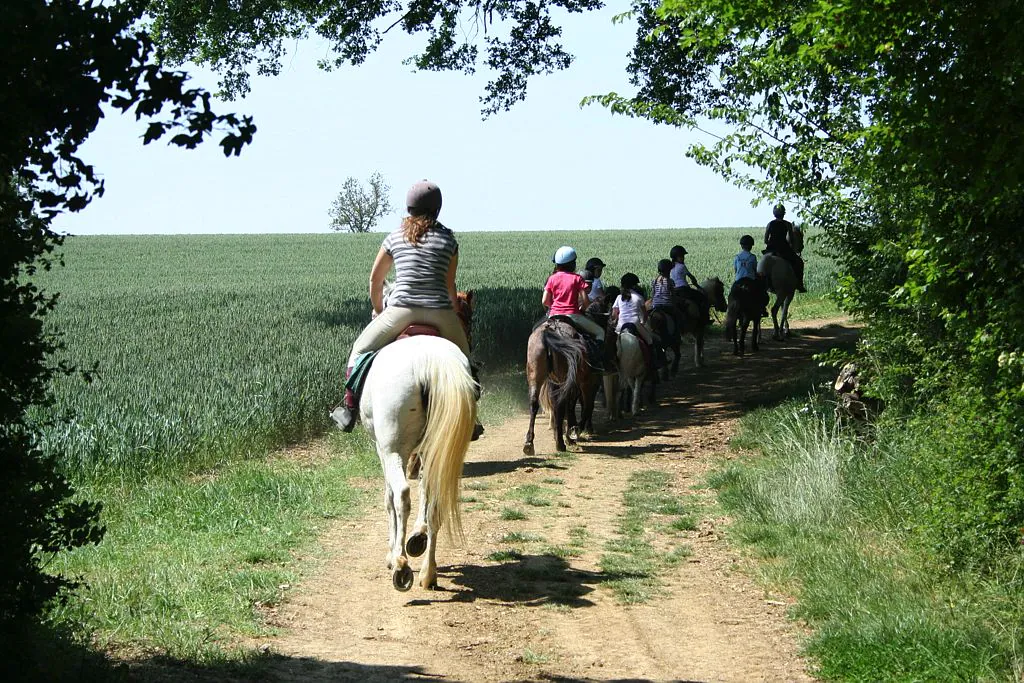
(34, 229, 837, 482)
(715, 398, 1024, 681)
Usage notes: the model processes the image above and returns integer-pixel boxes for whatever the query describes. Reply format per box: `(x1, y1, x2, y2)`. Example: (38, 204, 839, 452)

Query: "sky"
(54, 6, 771, 236)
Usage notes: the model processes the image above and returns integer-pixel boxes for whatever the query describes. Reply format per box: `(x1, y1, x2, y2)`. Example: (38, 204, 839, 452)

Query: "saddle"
(619, 324, 656, 369)
(548, 315, 606, 371)
(346, 324, 444, 405)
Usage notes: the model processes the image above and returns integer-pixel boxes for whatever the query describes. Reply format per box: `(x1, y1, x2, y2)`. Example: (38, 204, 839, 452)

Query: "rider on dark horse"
(763, 204, 807, 292)
(669, 245, 712, 325)
(331, 180, 481, 438)
(650, 258, 683, 338)
(734, 234, 770, 317)
(543, 246, 609, 371)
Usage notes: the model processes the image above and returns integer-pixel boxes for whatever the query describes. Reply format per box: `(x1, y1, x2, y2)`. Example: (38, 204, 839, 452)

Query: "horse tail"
(415, 350, 478, 543)
(541, 327, 584, 408)
(724, 300, 737, 341)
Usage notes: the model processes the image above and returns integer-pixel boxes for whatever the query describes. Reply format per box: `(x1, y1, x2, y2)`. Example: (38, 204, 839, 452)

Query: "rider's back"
(383, 223, 458, 309)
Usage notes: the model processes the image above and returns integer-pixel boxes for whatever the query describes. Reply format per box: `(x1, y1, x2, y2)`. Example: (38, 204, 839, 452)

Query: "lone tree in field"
(329, 172, 393, 233)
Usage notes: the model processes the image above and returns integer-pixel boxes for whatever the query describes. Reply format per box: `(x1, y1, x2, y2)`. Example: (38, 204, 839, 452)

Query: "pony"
(757, 254, 797, 340)
(670, 277, 728, 368)
(523, 318, 614, 454)
(648, 307, 681, 378)
(360, 335, 478, 592)
(724, 278, 765, 356)
(613, 325, 650, 417)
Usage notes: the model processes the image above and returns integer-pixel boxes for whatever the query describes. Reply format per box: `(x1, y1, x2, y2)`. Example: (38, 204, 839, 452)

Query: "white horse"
(757, 254, 797, 340)
(614, 327, 649, 418)
(360, 335, 478, 591)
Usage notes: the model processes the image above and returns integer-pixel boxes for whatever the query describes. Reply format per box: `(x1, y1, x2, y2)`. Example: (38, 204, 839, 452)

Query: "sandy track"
(237, 319, 856, 683)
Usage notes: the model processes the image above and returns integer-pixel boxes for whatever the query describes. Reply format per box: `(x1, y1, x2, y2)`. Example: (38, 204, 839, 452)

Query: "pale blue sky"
(55, 6, 770, 235)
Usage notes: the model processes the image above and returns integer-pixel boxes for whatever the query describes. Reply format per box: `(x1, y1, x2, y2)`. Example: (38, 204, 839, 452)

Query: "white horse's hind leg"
(631, 377, 643, 415)
(383, 483, 397, 568)
(380, 451, 414, 591)
(781, 297, 793, 337)
(420, 522, 439, 590)
(406, 474, 429, 558)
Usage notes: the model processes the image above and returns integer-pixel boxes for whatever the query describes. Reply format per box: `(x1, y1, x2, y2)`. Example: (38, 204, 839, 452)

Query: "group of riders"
(330, 180, 806, 435)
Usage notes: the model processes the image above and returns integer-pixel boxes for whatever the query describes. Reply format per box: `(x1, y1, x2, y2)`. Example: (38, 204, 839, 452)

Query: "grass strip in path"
(599, 469, 695, 604)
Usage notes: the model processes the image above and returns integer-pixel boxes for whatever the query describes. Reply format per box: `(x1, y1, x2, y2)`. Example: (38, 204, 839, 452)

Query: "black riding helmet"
(620, 272, 640, 290)
(585, 257, 605, 272)
(657, 258, 673, 277)
(669, 245, 688, 260)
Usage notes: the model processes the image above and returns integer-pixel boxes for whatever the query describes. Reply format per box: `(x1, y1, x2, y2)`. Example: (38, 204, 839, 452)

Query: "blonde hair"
(402, 214, 437, 244)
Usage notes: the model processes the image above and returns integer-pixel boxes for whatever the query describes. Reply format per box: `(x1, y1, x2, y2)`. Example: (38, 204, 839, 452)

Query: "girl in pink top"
(542, 246, 606, 341)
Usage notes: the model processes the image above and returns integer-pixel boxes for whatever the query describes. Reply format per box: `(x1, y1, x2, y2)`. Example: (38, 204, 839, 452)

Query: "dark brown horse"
(523, 319, 614, 454)
(724, 279, 764, 357)
(670, 277, 728, 368)
(648, 307, 681, 378)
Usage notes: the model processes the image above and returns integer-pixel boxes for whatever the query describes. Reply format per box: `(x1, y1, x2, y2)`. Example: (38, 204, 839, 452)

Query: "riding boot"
(796, 259, 807, 293)
(329, 367, 357, 432)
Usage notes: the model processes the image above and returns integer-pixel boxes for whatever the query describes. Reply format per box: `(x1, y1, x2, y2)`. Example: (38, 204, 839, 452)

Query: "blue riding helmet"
(553, 246, 577, 265)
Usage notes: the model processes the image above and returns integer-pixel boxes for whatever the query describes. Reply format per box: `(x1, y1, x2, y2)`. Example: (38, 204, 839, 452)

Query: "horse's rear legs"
(406, 472, 429, 559)
(380, 452, 414, 591)
(523, 384, 541, 456)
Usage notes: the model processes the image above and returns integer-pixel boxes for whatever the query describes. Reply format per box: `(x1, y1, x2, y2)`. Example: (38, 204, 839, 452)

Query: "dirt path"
(258, 319, 856, 682)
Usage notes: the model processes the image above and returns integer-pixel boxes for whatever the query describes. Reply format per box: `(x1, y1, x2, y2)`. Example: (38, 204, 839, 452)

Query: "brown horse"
(757, 255, 797, 340)
(724, 278, 765, 356)
(523, 319, 614, 454)
(670, 277, 728, 368)
(648, 307, 681, 378)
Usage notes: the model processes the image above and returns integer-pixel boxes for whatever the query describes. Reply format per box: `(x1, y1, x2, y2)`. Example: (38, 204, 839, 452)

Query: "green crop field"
(33, 228, 837, 482)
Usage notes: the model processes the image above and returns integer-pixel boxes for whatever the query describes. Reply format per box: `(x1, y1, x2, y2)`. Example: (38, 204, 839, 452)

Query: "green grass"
(668, 515, 699, 532)
(599, 470, 696, 604)
(500, 507, 528, 521)
(505, 484, 557, 507)
(48, 441, 378, 662)
(713, 397, 1024, 681)
(486, 550, 523, 563)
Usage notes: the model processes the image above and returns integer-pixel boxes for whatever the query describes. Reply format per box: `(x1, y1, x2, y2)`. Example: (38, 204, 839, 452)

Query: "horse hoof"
(392, 564, 414, 592)
(406, 532, 427, 558)
(523, 443, 534, 456)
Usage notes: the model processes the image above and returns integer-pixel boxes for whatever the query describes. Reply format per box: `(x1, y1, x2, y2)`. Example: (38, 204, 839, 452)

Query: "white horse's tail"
(415, 353, 478, 543)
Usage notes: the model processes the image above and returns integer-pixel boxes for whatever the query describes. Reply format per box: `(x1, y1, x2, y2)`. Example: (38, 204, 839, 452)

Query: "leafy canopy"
(1, 0, 254, 630)
(595, 0, 1024, 562)
(147, 0, 605, 115)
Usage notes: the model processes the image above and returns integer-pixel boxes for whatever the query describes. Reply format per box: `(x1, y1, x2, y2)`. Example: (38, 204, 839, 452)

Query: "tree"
(592, 0, 1024, 564)
(147, 0, 605, 116)
(1, 0, 254, 636)
(329, 172, 393, 233)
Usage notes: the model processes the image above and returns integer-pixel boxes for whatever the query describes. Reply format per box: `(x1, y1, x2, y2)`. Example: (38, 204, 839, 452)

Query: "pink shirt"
(545, 271, 587, 316)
